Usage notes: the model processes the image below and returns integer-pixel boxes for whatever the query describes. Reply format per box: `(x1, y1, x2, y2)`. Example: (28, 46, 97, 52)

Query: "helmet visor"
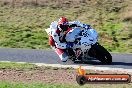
(59, 24, 68, 31)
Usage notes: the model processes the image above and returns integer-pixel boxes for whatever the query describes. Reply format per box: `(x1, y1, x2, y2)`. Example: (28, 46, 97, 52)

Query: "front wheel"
(97, 44, 112, 64)
(89, 43, 112, 64)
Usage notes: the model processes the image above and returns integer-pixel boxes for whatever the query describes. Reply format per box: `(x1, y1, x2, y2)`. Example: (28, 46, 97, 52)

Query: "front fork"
(66, 48, 82, 60)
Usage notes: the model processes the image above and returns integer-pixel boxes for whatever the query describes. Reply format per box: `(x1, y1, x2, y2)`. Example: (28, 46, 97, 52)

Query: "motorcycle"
(45, 22, 112, 64)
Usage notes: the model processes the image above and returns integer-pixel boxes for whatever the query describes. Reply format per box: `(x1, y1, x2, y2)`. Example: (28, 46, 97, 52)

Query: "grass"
(0, 62, 75, 70)
(0, 62, 37, 69)
(0, 81, 132, 88)
(0, 62, 131, 88)
(0, 0, 131, 53)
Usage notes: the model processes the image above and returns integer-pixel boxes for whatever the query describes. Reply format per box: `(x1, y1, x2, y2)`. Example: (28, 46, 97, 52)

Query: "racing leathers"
(49, 21, 91, 62)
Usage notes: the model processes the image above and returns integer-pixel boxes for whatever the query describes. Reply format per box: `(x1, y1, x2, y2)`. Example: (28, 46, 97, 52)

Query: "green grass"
(0, 62, 37, 69)
(0, 62, 74, 70)
(0, 62, 131, 88)
(0, 0, 131, 53)
(0, 81, 132, 88)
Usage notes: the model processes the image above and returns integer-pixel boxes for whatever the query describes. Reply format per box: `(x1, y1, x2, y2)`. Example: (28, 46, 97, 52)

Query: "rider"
(49, 17, 91, 62)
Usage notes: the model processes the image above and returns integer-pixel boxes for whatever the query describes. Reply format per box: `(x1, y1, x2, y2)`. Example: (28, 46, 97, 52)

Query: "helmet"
(58, 17, 69, 31)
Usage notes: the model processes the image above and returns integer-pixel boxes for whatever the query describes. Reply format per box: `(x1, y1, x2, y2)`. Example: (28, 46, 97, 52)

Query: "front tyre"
(96, 44, 112, 64)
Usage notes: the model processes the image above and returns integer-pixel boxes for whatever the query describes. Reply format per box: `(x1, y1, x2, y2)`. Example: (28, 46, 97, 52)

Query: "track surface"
(0, 48, 132, 69)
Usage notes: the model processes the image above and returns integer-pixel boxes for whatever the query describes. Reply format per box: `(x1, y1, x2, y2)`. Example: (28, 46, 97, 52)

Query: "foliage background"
(0, 0, 131, 53)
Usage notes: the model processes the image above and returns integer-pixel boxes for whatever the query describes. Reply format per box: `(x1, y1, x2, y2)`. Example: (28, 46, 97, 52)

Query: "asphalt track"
(0, 48, 132, 69)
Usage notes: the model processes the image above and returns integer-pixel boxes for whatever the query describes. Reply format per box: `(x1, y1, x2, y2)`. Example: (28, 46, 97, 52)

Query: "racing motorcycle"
(65, 27, 112, 64)
(45, 22, 112, 64)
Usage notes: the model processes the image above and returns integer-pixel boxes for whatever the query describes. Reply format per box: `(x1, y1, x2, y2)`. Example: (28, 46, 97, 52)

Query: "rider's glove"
(66, 42, 74, 48)
(83, 24, 91, 29)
